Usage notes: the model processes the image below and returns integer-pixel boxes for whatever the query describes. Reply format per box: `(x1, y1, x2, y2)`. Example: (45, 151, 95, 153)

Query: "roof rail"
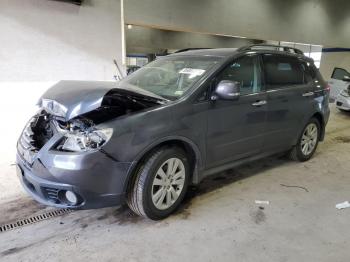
(174, 48, 212, 53)
(239, 44, 304, 55)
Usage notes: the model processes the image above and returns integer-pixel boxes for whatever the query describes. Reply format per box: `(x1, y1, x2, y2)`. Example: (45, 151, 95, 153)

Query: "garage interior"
(0, 0, 350, 261)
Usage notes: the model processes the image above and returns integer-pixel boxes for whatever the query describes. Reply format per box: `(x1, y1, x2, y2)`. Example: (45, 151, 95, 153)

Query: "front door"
(206, 55, 267, 169)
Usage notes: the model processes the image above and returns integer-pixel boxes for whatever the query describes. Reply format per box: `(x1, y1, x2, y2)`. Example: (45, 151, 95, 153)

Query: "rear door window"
(262, 54, 305, 89)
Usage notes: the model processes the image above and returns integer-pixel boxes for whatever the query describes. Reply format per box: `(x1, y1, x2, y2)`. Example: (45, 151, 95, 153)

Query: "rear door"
(262, 54, 316, 151)
(328, 67, 350, 100)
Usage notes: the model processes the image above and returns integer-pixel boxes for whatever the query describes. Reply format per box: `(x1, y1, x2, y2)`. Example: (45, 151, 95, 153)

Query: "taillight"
(325, 84, 331, 91)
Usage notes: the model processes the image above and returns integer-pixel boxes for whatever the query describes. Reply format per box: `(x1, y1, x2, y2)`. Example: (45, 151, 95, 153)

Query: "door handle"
(302, 92, 314, 97)
(252, 100, 267, 106)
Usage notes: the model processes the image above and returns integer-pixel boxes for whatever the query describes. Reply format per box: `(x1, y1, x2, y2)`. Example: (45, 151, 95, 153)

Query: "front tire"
(127, 147, 190, 220)
(289, 118, 320, 162)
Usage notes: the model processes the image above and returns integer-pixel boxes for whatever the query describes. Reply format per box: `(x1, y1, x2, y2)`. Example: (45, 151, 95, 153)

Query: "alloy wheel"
(151, 158, 186, 210)
(301, 123, 318, 156)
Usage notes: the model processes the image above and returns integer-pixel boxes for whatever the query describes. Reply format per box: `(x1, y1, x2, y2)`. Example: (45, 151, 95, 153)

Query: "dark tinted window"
(263, 55, 304, 88)
(217, 55, 262, 95)
(300, 61, 315, 83)
(196, 86, 209, 102)
(332, 67, 350, 81)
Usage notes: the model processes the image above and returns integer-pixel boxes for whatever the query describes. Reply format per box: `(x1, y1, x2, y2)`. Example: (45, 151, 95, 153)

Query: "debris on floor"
(280, 184, 309, 192)
(255, 200, 270, 205)
(336, 201, 350, 210)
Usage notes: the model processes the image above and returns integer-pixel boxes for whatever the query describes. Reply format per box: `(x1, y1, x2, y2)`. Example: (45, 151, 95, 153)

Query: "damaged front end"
(18, 82, 164, 165)
(16, 81, 166, 208)
(17, 110, 114, 164)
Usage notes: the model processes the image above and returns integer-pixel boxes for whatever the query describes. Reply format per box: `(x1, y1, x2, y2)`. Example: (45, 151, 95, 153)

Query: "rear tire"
(127, 147, 190, 220)
(289, 118, 320, 162)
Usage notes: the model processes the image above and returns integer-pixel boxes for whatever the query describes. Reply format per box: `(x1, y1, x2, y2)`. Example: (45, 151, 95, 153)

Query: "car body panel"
(206, 92, 268, 168)
(336, 93, 350, 111)
(39, 81, 115, 121)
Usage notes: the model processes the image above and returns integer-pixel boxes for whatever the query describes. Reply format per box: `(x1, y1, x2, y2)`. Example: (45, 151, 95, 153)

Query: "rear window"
(263, 55, 304, 88)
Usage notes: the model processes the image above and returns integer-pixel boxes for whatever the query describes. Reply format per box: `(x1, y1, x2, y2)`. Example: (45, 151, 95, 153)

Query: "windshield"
(119, 56, 221, 100)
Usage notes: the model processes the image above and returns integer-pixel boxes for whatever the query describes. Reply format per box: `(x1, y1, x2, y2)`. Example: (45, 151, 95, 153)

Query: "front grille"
(337, 101, 343, 106)
(18, 119, 38, 165)
(18, 113, 56, 165)
(42, 187, 60, 203)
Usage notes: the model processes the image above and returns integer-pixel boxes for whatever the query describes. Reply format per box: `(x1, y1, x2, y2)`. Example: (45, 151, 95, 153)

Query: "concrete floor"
(0, 104, 350, 262)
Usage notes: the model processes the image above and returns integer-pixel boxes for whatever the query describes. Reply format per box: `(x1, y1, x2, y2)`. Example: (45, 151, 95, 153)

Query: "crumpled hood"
(39, 81, 117, 121)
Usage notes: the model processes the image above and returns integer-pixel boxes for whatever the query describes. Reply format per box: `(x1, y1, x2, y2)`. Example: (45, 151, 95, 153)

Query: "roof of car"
(170, 48, 239, 58)
(169, 46, 313, 63)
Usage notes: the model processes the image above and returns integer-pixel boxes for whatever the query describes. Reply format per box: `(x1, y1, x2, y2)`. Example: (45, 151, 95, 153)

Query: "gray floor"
(1, 105, 350, 262)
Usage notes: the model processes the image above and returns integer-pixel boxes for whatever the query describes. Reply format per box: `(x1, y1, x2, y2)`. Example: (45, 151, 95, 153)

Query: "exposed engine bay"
(82, 88, 165, 125)
(25, 89, 163, 154)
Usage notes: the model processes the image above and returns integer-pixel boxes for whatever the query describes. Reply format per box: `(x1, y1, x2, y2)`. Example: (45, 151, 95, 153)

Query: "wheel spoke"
(310, 127, 316, 136)
(171, 159, 180, 175)
(169, 187, 178, 200)
(302, 143, 308, 155)
(307, 143, 312, 154)
(166, 190, 172, 206)
(307, 125, 313, 135)
(153, 177, 164, 186)
(152, 188, 164, 204)
(167, 159, 174, 176)
(156, 189, 167, 206)
(173, 170, 185, 181)
(172, 178, 184, 186)
(157, 167, 166, 179)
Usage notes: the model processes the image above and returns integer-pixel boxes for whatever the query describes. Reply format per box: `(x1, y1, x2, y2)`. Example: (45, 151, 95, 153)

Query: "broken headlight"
(57, 128, 113, 152)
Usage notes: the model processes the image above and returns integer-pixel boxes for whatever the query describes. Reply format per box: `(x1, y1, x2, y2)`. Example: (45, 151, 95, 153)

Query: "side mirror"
(343, 76, 350, 82)
(211, 80, 240, 101)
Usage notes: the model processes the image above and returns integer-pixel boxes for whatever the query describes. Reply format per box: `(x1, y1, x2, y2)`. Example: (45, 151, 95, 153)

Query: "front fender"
(123, 135, 203, 193)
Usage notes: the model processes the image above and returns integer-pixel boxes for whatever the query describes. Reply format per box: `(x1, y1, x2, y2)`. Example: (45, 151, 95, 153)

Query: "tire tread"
(126, 149, 164, 218)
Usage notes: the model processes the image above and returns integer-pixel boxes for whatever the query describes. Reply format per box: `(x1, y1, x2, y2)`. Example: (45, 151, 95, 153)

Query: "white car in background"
(328, 67, 350, 101)
(333, 70, 350, 111)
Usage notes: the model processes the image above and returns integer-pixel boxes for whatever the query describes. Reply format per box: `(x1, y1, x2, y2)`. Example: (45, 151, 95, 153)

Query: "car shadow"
(0, 154, 289, 228)
(174, 154, 288, 218)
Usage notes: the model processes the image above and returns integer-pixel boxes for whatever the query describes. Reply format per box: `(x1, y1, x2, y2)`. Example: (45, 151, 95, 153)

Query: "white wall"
(0, 0, 124, 199)
(126, 26, 261, 54)
(0, 0, 124, 147)
(0, 0, 123, 81)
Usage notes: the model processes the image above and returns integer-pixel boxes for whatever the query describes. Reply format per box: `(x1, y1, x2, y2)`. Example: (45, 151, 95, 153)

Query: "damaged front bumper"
(16, 127, 132, 209)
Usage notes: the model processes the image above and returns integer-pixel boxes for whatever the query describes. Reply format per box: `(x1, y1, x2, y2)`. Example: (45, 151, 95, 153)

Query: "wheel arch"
(312, 112, 325, 141)
(294, 111, 326, 146)
(123, 136, 203, 193)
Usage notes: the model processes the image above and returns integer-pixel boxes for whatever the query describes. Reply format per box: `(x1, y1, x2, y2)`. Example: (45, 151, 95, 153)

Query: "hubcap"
(151, 158, 185, 210)
(301, 123, 318, 156)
